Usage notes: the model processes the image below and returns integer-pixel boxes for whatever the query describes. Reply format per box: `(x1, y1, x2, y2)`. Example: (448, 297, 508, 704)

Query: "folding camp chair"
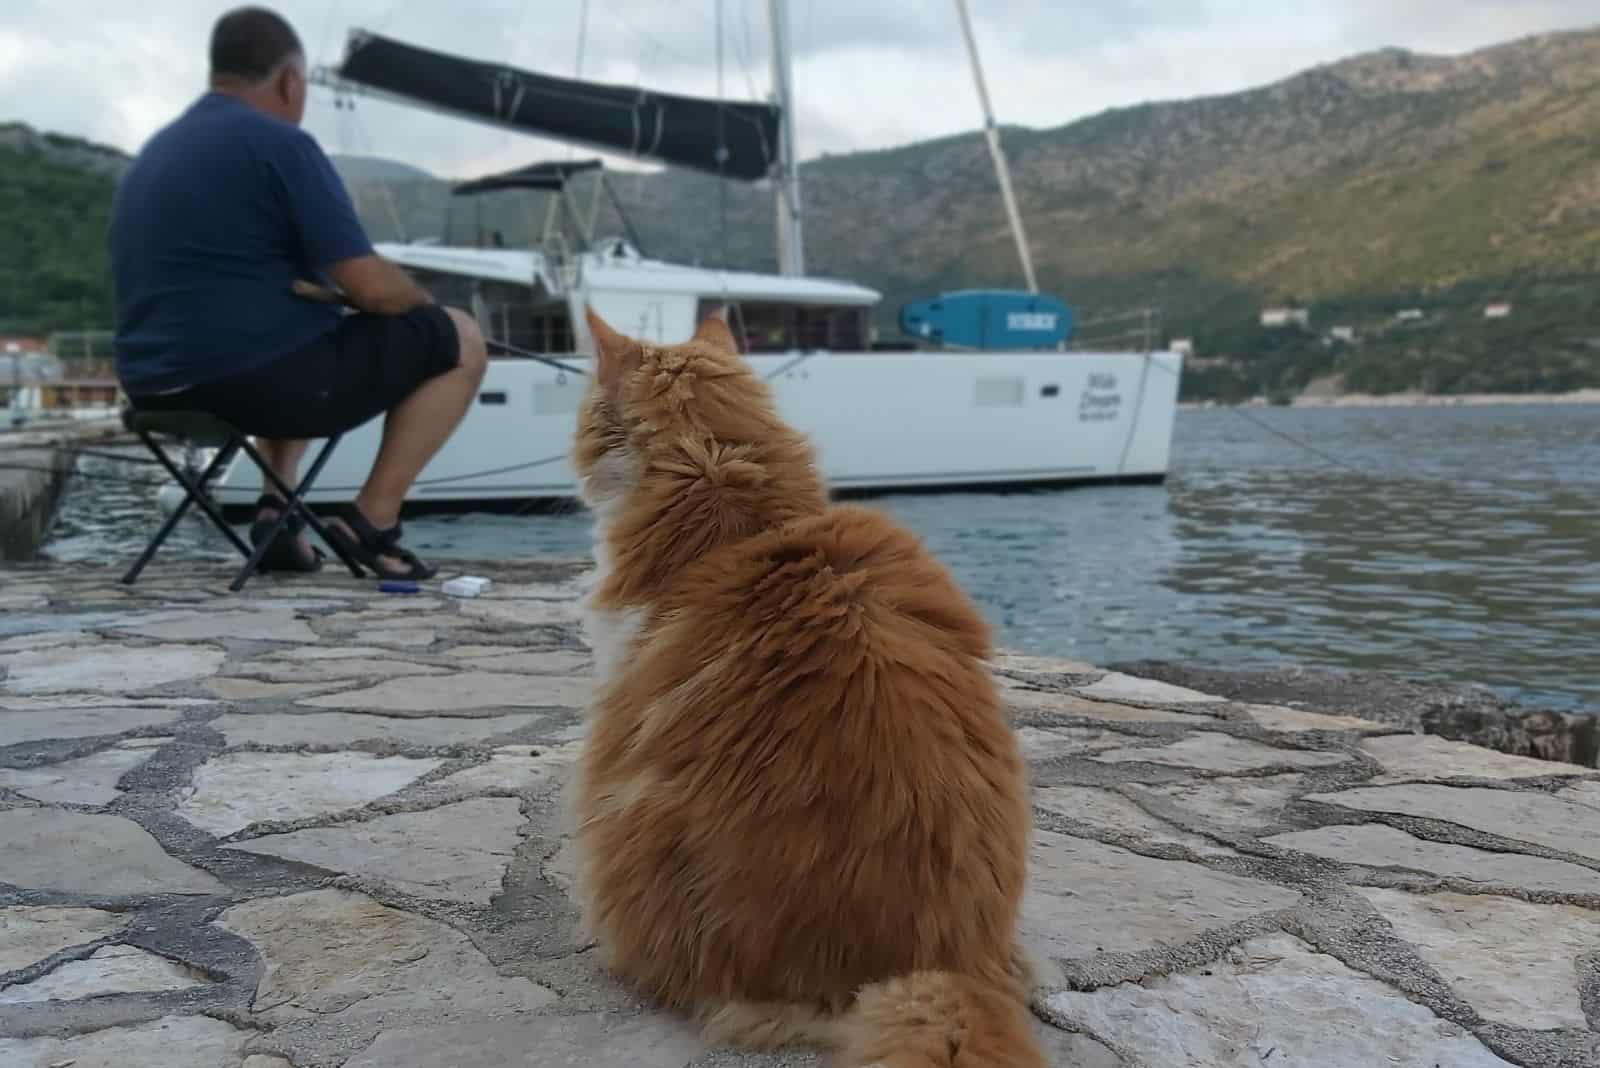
(119, 407, 363, 592)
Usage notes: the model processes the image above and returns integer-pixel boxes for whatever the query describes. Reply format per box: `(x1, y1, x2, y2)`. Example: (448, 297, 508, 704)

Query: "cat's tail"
(839, 969, 1048, 1068)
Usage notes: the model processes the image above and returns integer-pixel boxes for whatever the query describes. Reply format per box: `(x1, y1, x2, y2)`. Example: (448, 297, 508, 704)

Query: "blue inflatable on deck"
(899, 290, 1073, 349)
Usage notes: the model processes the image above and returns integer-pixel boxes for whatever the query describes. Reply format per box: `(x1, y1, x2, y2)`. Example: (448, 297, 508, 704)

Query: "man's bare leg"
(333, 307, 488, 575)
(251, 438, 319, 563)
(256, 438, 309, 490)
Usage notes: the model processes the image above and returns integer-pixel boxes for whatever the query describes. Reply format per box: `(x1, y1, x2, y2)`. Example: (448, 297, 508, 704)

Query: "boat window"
(409, 270, 574, 354)
(700, 300, 869, 354)
(974, 377, 1025, 407)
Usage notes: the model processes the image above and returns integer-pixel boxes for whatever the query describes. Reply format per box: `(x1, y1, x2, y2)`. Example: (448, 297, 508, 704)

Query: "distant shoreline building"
(1260, 307, 1309, 328)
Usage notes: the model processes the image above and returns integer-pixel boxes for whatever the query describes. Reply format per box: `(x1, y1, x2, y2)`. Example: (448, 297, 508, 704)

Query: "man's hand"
(292, 279, 352, 306)
(322, 255, 433, 315)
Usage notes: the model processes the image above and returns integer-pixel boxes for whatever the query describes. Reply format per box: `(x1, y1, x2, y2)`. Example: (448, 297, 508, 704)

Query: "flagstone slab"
(1044, 934, 1516, 1067)
(448, 649, 594, 675)
(226, 657, 448, 684)
(431, 743, 582, 796)
(1015, 726, 1124, 761)
(0, 809, 225, 895)
(343, 1011, 704, 1068)
(226, 797, 525, 905)
(1359, 887, 1600, 1030)
(213, 712, 543, 750)
(0, 906, 129, 973)
(177, 751, 443, 836)
(0, 1014, 250, 1066)
(115, 608, 318, 644)
(1265, 823, 1600, 894)
(0, 743, 154, 804)
(1021, 830, 1297, 962)
(1242, 703, 1389, 733)
(1, 643, 224, 694)
(1004, 688, 1209, 723)
(1559, 780, 1600, 812)
(1091, 732, 1348, 773)
(1127, 775, 1309, 833)
(265, 645, 392, 661)
(1361, 734, 1596, 784)
(1035, 787, 1236, 856)
(203, 677, 346, 701)
(1, 704, 182, 747)
(460, 598, 584, 627)
(298, 671, 593, 713)
(1306, 784, 1600, 863)
(216, 889, 555, 1024)
(0, 943, 210, 1004)
(0, 695, 213, 711)
(1074, 671, 1225, 705)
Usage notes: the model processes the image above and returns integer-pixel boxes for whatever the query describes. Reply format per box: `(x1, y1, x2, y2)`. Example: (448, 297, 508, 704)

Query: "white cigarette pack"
(441, 575, 492, 598)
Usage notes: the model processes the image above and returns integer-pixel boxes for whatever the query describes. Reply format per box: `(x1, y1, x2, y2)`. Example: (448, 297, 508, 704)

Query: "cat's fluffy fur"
(570, 307, 1044, 1068)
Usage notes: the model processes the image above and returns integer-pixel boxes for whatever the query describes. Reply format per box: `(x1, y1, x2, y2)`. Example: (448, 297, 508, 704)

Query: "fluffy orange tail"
(839, 970, 1047, 1068)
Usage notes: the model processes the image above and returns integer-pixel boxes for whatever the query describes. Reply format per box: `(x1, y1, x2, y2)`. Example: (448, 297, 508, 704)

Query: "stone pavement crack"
(1, 559, 1596, 1068)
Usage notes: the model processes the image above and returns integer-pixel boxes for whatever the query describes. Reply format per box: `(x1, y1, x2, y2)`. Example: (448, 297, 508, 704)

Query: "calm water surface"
(42, 404, 1600, 710)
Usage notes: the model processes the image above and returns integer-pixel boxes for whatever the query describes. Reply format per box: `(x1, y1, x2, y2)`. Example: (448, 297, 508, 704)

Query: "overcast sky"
(3, 1, 1595, 178)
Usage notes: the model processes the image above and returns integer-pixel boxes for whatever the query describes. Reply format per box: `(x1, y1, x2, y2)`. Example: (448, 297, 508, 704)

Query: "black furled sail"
(333, 30, 780, 182)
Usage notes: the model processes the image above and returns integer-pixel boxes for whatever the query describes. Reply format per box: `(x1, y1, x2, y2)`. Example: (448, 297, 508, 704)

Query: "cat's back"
(631, 502, 1019, 792)
(671, 502, 991, 678)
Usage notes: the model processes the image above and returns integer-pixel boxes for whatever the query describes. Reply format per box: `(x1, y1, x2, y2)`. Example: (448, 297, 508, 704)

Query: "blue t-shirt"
(110, 92, 374, 395)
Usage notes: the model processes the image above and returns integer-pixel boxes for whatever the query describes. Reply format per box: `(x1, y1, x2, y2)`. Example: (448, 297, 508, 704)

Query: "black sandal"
(327, 505, 437, 581)
(249, 494, 325, 573)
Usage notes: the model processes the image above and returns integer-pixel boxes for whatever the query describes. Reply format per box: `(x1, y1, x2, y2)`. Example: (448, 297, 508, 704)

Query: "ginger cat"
(570, 307, 1044, 1068)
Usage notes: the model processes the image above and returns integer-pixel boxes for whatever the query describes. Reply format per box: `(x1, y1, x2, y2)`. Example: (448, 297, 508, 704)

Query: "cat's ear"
(692, 306, 739, 355)
(586, 307, 643, 394)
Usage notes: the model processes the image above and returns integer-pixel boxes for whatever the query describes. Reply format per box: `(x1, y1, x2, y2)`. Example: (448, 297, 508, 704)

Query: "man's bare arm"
(323, 255, 432, 315)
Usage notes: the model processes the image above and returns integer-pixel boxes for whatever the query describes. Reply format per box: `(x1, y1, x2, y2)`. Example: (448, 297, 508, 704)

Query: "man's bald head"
(209, 6, 308, 125)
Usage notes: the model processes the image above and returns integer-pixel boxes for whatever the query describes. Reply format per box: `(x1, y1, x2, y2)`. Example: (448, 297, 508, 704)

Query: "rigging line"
(733, 0, 763, 100)
(315, 0, 343, 71)
(1225, 404, 1365, 474)
(1138, 358, 1366, 475)
(349, 105, 408, 242)
(1114, 353, 1154, 476)
(595, 8, 701, 69)
(716, 0, 730, 266)
(501, 0, 536, 155)
(485, 338, 590, 376)
(567, 0, 592, 164)
(762, 349, 827, 380)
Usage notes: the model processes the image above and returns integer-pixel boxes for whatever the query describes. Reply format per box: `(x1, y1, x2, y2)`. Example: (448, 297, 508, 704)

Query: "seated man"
(110, 5, 486, 580)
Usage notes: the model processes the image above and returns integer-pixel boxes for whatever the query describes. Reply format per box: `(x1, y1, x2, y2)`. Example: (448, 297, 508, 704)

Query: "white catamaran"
(170, 0, 1183, 518)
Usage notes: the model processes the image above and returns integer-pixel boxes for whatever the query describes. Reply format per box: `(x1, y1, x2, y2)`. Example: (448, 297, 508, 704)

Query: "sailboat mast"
(767, 0, 805, 277)
(952, 0, 1038, 294)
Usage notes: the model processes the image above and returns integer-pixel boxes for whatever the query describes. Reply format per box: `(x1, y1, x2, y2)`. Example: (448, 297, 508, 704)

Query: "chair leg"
(122, 435, 247, 585)
(234, 434, 364, 590)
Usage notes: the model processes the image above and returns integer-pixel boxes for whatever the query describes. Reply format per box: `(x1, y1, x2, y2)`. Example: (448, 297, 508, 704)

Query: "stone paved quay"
(2, 560, 1598, 1067)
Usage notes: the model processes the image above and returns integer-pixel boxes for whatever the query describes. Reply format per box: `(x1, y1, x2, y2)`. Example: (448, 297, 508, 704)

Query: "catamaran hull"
(160, 349, 1183, 518)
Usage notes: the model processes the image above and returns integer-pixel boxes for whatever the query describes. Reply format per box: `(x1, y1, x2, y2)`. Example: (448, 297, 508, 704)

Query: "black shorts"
(135, 305, 460, 440)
